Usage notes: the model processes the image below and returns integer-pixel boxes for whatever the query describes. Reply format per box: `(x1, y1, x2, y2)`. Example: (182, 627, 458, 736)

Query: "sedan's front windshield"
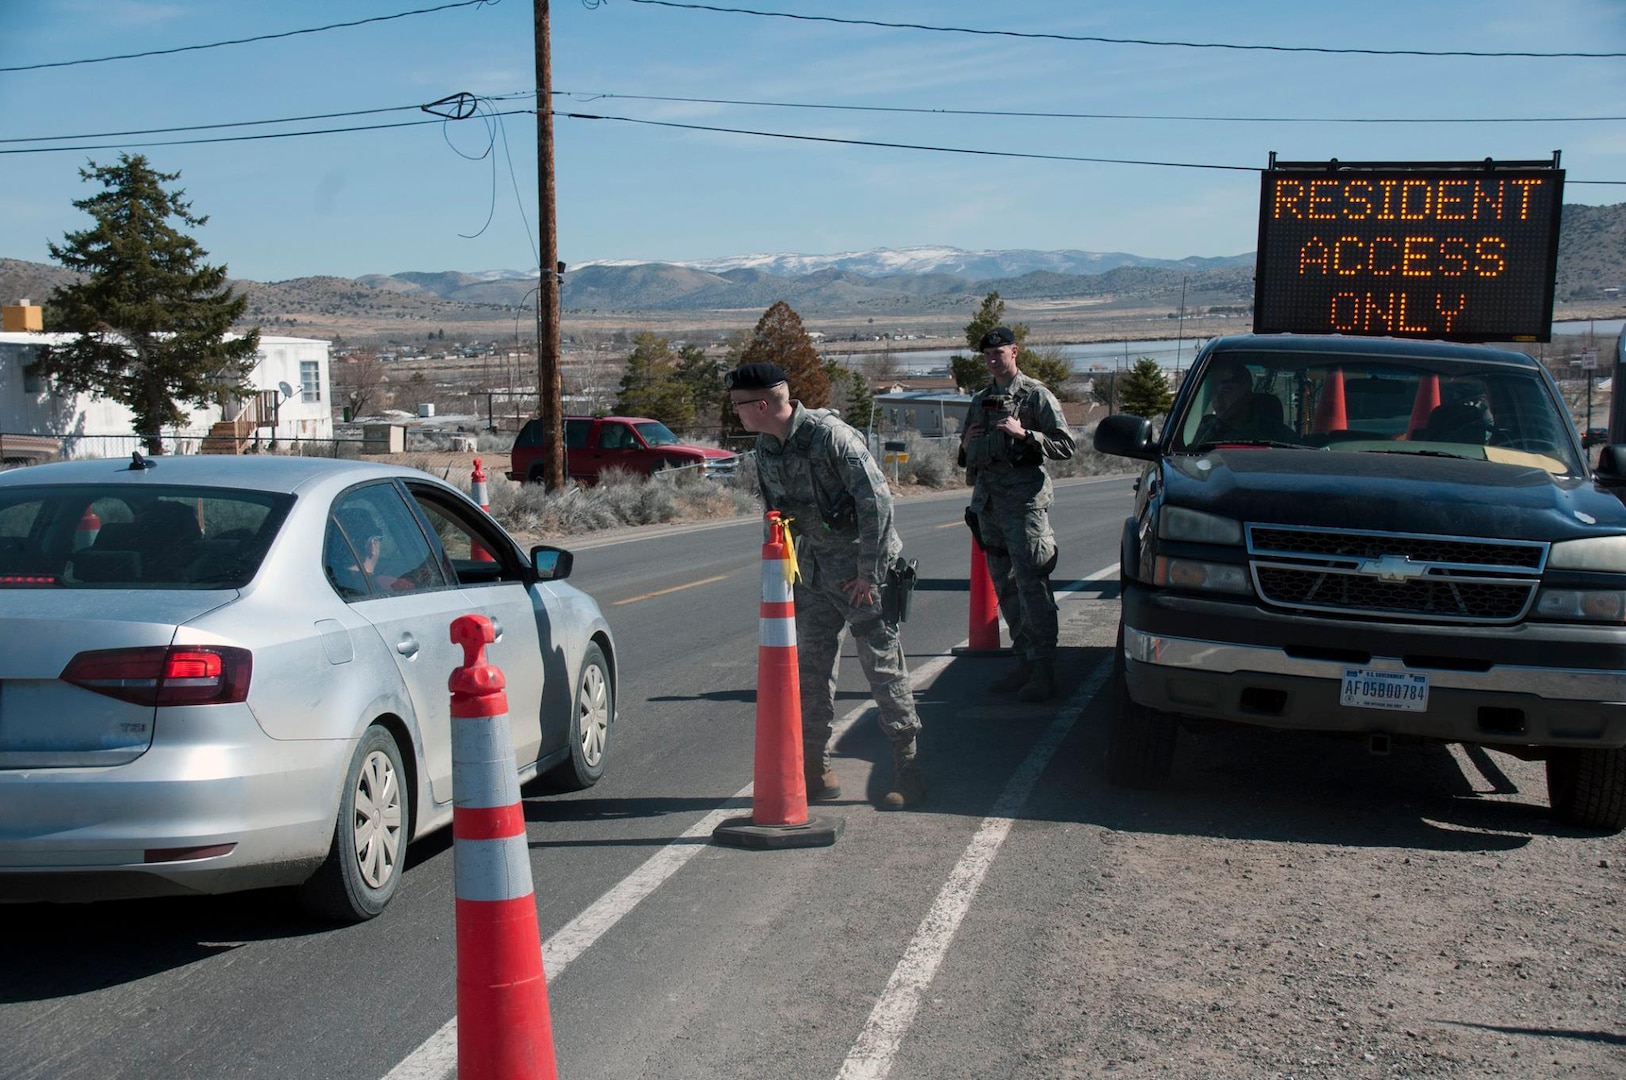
(1171, 351, 1584, 475)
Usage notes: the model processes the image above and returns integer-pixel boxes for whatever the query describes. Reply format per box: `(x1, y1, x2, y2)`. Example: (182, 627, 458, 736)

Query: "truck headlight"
(1533, 588, 1626, 623)
(1158, 507, 1244, 545)
(1547, 536, 1626, 572)
(1153, 556, 1252, 594)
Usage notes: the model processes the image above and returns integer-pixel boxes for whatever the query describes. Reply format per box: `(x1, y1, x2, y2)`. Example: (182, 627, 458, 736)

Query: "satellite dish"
(278, 381, 298, 402)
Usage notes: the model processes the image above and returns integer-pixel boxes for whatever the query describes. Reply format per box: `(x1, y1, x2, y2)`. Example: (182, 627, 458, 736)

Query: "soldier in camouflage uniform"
(960, 327, 1076, 701)
(729, 362, 924, 809)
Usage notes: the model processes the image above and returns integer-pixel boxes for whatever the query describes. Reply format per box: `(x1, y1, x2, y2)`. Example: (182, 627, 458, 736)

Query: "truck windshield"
(1172, 351, 1585, 475)
(633, 421, 682, 447)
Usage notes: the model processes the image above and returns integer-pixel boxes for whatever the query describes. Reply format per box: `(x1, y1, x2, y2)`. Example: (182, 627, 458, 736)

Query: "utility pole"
(1174, 274, 1188, 375)
(534, 0, 564, 490)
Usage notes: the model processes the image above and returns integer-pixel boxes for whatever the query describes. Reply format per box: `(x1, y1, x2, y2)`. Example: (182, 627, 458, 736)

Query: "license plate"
(1340, 668, 1429, 712)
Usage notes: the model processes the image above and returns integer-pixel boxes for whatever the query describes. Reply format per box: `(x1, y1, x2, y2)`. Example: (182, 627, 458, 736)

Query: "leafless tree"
(334, 348, 387, 419)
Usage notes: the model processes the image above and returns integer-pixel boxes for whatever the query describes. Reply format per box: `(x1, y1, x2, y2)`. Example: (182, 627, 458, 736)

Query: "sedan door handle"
(395, 634, 420, 659)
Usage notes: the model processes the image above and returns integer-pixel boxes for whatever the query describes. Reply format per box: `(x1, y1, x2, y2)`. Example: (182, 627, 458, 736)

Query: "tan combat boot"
(805, 753, 841, 801)
(990, 660, 1033, 693)
(1017, 659, 1056, 702)
(882, 742, 926, 810)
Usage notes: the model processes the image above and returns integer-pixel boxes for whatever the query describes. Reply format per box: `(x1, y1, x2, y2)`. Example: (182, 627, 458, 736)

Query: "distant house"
(873, 387, 1090, 439)
(874, 390, 973, 438)
(0, 325, 334, 457)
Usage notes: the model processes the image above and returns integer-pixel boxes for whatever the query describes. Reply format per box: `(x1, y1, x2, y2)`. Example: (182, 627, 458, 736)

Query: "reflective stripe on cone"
(449, 613, 556, 1080)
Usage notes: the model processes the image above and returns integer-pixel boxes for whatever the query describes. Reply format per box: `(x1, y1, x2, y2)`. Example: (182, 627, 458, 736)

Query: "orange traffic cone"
(449, 614, 557, 1080)
(470, 458, 495, 563)
(74, 508, 101, 550)
(968, 533, 1001, 651)
(1404, 374, 1440, 440)
(713, 511, 843, 850)
(1313, 367, 1348, 433)
(953, 529, 1008, 657)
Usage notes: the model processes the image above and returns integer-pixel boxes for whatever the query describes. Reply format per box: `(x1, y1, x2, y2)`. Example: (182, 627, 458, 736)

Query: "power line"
(0, 0, 501, 74)
(556, 110, 1260, 172)
(0, 111, 535, 155)
(3, 97, 1620, 186)
(10, 88, 1619, 150)
(0, 105, 427, 145)
(547, 89, 1626, 126)
(555, 110, 1626, 185)
(616, 0, 1626, 59)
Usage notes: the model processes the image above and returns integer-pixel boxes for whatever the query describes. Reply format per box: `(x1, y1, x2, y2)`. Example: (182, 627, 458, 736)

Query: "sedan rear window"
(0, 484, 291, 589)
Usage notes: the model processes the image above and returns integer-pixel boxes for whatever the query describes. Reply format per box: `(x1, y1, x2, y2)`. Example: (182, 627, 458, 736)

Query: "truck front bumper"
(1122, 585, 1626, 750)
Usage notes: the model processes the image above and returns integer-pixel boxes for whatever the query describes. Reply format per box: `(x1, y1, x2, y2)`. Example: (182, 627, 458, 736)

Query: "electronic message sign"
(1254, 157, 1563, 342)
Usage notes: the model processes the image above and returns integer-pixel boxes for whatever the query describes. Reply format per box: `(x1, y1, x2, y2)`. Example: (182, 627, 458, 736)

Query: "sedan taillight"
(60, 646, 253, 706)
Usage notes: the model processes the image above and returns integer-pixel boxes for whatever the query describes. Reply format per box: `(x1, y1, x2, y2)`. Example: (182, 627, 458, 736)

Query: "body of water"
(829, 318, 1626, 377)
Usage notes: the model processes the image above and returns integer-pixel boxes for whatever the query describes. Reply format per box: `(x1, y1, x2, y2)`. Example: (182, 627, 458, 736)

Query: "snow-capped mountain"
(572, 245, 1252, 279)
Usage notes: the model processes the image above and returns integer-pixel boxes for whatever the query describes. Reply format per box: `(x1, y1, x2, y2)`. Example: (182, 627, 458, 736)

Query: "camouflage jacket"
(963, 371, 1076, 514)
(755, 403, 902, 586)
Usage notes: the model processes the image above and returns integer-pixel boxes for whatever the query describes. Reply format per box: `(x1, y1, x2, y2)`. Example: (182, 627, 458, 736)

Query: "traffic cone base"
(712, 814, 845, 849)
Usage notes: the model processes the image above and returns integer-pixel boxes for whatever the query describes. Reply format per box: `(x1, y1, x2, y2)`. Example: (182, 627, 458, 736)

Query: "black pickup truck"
(1095, 333, 1626, 830)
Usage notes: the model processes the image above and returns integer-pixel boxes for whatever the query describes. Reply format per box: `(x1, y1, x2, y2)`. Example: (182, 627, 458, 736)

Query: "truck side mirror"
(1595, 444, 1626, 486)
(1094, 414, 1159, 461)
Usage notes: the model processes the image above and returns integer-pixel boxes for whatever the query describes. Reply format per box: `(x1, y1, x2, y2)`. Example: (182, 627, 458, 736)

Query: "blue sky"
(3, 0, 1623, 282)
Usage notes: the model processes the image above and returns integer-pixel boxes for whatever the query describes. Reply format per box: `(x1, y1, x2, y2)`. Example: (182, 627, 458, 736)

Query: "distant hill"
(578, 244, 1256, 278)
(2, 204, 1620, 341)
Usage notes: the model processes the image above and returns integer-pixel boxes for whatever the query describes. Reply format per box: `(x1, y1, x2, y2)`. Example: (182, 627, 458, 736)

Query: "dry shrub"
(483, 467, 758, 539)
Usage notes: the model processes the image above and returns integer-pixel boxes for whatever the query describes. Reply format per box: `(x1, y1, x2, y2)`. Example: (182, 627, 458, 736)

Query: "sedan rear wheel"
(544, 641, 611, 791)
(298, 725, 409, 922)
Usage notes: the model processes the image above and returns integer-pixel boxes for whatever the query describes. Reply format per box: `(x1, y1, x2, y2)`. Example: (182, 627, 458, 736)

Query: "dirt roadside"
(1009, 597, 1626, 1079)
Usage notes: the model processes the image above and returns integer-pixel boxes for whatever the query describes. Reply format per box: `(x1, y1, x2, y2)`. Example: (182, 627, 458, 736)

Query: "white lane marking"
(1057, 561, 1121, 592)
(383, 566, 1118, 1080)
(381, 653, 958, 1080)
(835, 654, 1115, 1080)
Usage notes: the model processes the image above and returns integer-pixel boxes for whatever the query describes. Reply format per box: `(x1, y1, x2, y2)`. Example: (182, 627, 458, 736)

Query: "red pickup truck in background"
(507, 415, 739, 485)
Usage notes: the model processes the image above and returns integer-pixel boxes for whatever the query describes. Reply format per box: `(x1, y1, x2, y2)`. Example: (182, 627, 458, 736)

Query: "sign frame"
(1254, 155, 1564, 343)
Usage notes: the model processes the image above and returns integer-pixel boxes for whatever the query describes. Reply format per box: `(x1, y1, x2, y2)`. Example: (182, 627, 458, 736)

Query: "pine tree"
(824, 360, 874, 432)
(746, 301, 828, 405)
(722, 301, 829, 437)
(958, 291, 1070, 396)
(1119, 357, 1175, 419)
(674, 343, 725, 436)
(37, 154, 259, 454)
(963, 291, 1015, 353)
(615, 332, 694, 430)
(1021, 347, 1077, 401)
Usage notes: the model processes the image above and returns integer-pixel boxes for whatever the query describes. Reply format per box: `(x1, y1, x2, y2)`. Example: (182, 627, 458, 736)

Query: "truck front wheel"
(1546, 747, 1626, 832)
(1105, 621, 1177, 788)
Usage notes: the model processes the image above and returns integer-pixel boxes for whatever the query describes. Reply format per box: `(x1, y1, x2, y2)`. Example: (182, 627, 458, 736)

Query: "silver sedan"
(0, 455, 616, 921)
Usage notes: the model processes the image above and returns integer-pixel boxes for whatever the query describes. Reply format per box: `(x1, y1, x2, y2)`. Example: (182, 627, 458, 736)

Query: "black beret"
(726, 362, 787, 391)
(978, 326, 1016, 349)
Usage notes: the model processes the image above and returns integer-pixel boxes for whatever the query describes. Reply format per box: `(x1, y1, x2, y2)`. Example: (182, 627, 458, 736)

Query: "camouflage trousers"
(976, 503, 1059, 661)
(795, 574, 922, 770)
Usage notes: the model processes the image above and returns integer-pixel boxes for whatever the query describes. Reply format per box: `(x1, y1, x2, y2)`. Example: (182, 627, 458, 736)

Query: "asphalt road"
(0, 476, 1135, 1080)
(8, 472, 1624, 1079)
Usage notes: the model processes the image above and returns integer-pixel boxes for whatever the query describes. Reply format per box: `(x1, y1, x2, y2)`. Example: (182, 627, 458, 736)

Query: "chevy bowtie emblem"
(1358, 554, 1428, 582)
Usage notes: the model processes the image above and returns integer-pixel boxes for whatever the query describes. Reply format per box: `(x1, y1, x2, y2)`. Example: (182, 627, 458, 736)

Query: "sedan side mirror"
(531, 545, 574, 581)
